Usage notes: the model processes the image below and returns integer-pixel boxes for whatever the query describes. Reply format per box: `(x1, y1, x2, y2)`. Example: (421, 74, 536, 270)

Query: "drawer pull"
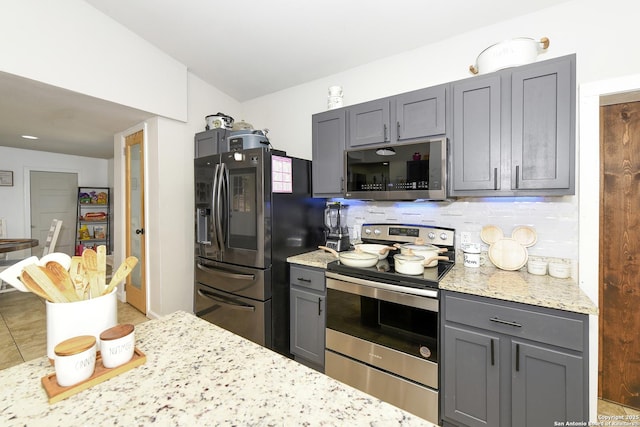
(490, 317, 522, 328)
(297, 277, 312, 283)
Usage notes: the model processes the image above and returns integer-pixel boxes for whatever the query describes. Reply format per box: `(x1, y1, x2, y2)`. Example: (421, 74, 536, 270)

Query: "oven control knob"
(373, 229, 381, 236)
(427, 232, 436, 240)
(363, 228, 372, 236)
(440, 232, 448, 241)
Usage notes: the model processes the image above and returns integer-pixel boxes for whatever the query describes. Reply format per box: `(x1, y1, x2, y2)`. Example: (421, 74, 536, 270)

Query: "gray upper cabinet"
(312, 109, 346, 197)
(194, 128, 227, 158)
(511, 58, 573, 191)
(451, 74, 502, 191)
(440, 291, 588, 427)
(347, 98, 391, 147)
(450, 54, 576, 196)
(346, 85, 447, 148)
(396, 85, 446, 141)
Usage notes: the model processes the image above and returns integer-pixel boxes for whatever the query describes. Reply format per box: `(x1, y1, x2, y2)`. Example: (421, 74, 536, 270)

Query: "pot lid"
(232, 120, 253, 131)
(54, 335, 96, 356)
(394, 254, 425, 262)
(341, 251, 378, 260)
(400, 243, 439, 251)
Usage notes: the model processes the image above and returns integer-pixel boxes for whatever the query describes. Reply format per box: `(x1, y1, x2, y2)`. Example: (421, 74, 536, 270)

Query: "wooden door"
(599, 101, 640, 410)
(125, 130, 146, 314)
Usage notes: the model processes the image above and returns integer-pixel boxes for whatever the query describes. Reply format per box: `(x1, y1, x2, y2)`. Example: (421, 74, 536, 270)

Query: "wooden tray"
(42, 347, 146, 404)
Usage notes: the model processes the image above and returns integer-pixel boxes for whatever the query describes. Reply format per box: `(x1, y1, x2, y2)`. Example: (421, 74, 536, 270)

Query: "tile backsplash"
(336, 197, 578, 261)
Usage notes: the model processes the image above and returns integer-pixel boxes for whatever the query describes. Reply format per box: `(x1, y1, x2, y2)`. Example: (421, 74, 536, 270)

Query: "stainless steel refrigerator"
(194, 147, 325, 356)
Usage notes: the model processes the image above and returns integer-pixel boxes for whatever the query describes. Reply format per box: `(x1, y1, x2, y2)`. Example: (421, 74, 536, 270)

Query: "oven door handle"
(196, 289, 256, 312)
(326, 272, 438, 311)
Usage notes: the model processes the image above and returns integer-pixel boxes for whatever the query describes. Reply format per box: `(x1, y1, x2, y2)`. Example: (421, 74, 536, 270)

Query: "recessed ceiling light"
(21, 135, 39, 140)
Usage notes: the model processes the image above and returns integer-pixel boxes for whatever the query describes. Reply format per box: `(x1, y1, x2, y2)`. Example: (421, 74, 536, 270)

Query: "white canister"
(54, 335, 97, 387)
(45, 289, 117, 360)
(548, 261, 571, 279)
(527, 258, 548, 275)
(327, 86, 344, 110)
(100, 324, 135, 369)
(328, 85, 343, 96)
(463, 246, 486, 268)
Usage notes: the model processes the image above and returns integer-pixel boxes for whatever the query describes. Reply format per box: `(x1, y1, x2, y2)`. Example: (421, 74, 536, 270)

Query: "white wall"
(0, 145, 109, 255)
(244, 0, 640, 161)
(111, 73, 242, 318)
(0, 0, 188, 121)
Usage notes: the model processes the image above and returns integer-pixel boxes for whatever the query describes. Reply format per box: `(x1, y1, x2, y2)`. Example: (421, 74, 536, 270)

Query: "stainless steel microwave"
(344, 138, 447, 200)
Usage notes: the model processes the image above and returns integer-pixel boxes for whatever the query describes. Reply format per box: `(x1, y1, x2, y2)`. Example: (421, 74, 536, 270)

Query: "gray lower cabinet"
(194, 128, 228, 158)
(311, 109, 346, 197)
(441, 290, 588, 427)
(450, 54, 575, 196)
(289, 264, 326, 371)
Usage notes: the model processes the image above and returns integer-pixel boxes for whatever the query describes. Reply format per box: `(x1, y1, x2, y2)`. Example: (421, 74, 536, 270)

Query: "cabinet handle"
(318, 297, 322, 315)
(515, 343, 520, 372)
(383, 124, 388, 141)
(297, 277, 311, 283)
(490, 339, 495, 366)
(397, 121, 401, 139)
(489, 317, 522, 328)
(493, 168, 498, 190)
(515, 165, 520, 189)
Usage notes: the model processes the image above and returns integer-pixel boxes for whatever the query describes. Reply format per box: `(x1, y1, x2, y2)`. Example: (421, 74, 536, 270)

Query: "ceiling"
(1, 0, 571, 159)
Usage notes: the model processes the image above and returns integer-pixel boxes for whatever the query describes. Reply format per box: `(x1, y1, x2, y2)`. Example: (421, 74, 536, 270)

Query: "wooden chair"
(42, 219, 63, 256)
(0, 219, 63, 292)
(0, 218, 6, 262)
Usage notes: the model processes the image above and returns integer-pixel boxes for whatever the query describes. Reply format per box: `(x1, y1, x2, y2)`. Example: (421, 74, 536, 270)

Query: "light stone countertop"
(288, 250, 598, 315)
(0, 310, 429, 427)
(440, 263, 598, 315)
(287, 249, 338, 269)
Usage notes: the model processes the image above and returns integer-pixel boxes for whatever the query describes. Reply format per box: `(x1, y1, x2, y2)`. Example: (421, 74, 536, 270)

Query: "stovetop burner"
(326, 257, 453, 290)
(325, 223, 456, 292)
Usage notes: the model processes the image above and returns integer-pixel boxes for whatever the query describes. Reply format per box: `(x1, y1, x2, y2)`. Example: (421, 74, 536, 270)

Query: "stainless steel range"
(324, 223, 455, 425)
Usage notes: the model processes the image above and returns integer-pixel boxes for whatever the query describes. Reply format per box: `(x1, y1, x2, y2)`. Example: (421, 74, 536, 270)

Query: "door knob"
(135, 229, 144, 235)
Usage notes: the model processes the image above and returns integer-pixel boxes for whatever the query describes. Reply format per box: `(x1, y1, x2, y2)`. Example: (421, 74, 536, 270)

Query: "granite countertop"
(287, 249, 338, 269)
(288, 250, 598, 315)
(440, 263, 598, 315)
(0, 311, 429, 427)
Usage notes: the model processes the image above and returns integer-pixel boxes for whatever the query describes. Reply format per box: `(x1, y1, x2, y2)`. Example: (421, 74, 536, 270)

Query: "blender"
(324, 202, 350, 251)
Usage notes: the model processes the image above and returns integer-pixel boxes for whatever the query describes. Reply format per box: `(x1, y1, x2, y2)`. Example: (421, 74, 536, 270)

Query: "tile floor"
(1, 290, 638, 421)
(0, 289, 148, 370)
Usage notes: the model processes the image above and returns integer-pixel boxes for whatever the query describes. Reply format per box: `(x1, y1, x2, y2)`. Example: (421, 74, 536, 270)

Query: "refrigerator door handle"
(196, 263, 255, 281)
(217, 162, 228, 252)
(196, 289, 256, 312)
(211, 163, 221, 252)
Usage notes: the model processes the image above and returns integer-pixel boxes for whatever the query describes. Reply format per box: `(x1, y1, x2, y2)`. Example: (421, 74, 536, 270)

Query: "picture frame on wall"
(0, 170, 13, 186)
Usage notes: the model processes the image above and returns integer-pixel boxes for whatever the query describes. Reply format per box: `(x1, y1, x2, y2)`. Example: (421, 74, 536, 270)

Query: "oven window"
(326, 288, 438, 362)
(345, 140, 443, 193)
